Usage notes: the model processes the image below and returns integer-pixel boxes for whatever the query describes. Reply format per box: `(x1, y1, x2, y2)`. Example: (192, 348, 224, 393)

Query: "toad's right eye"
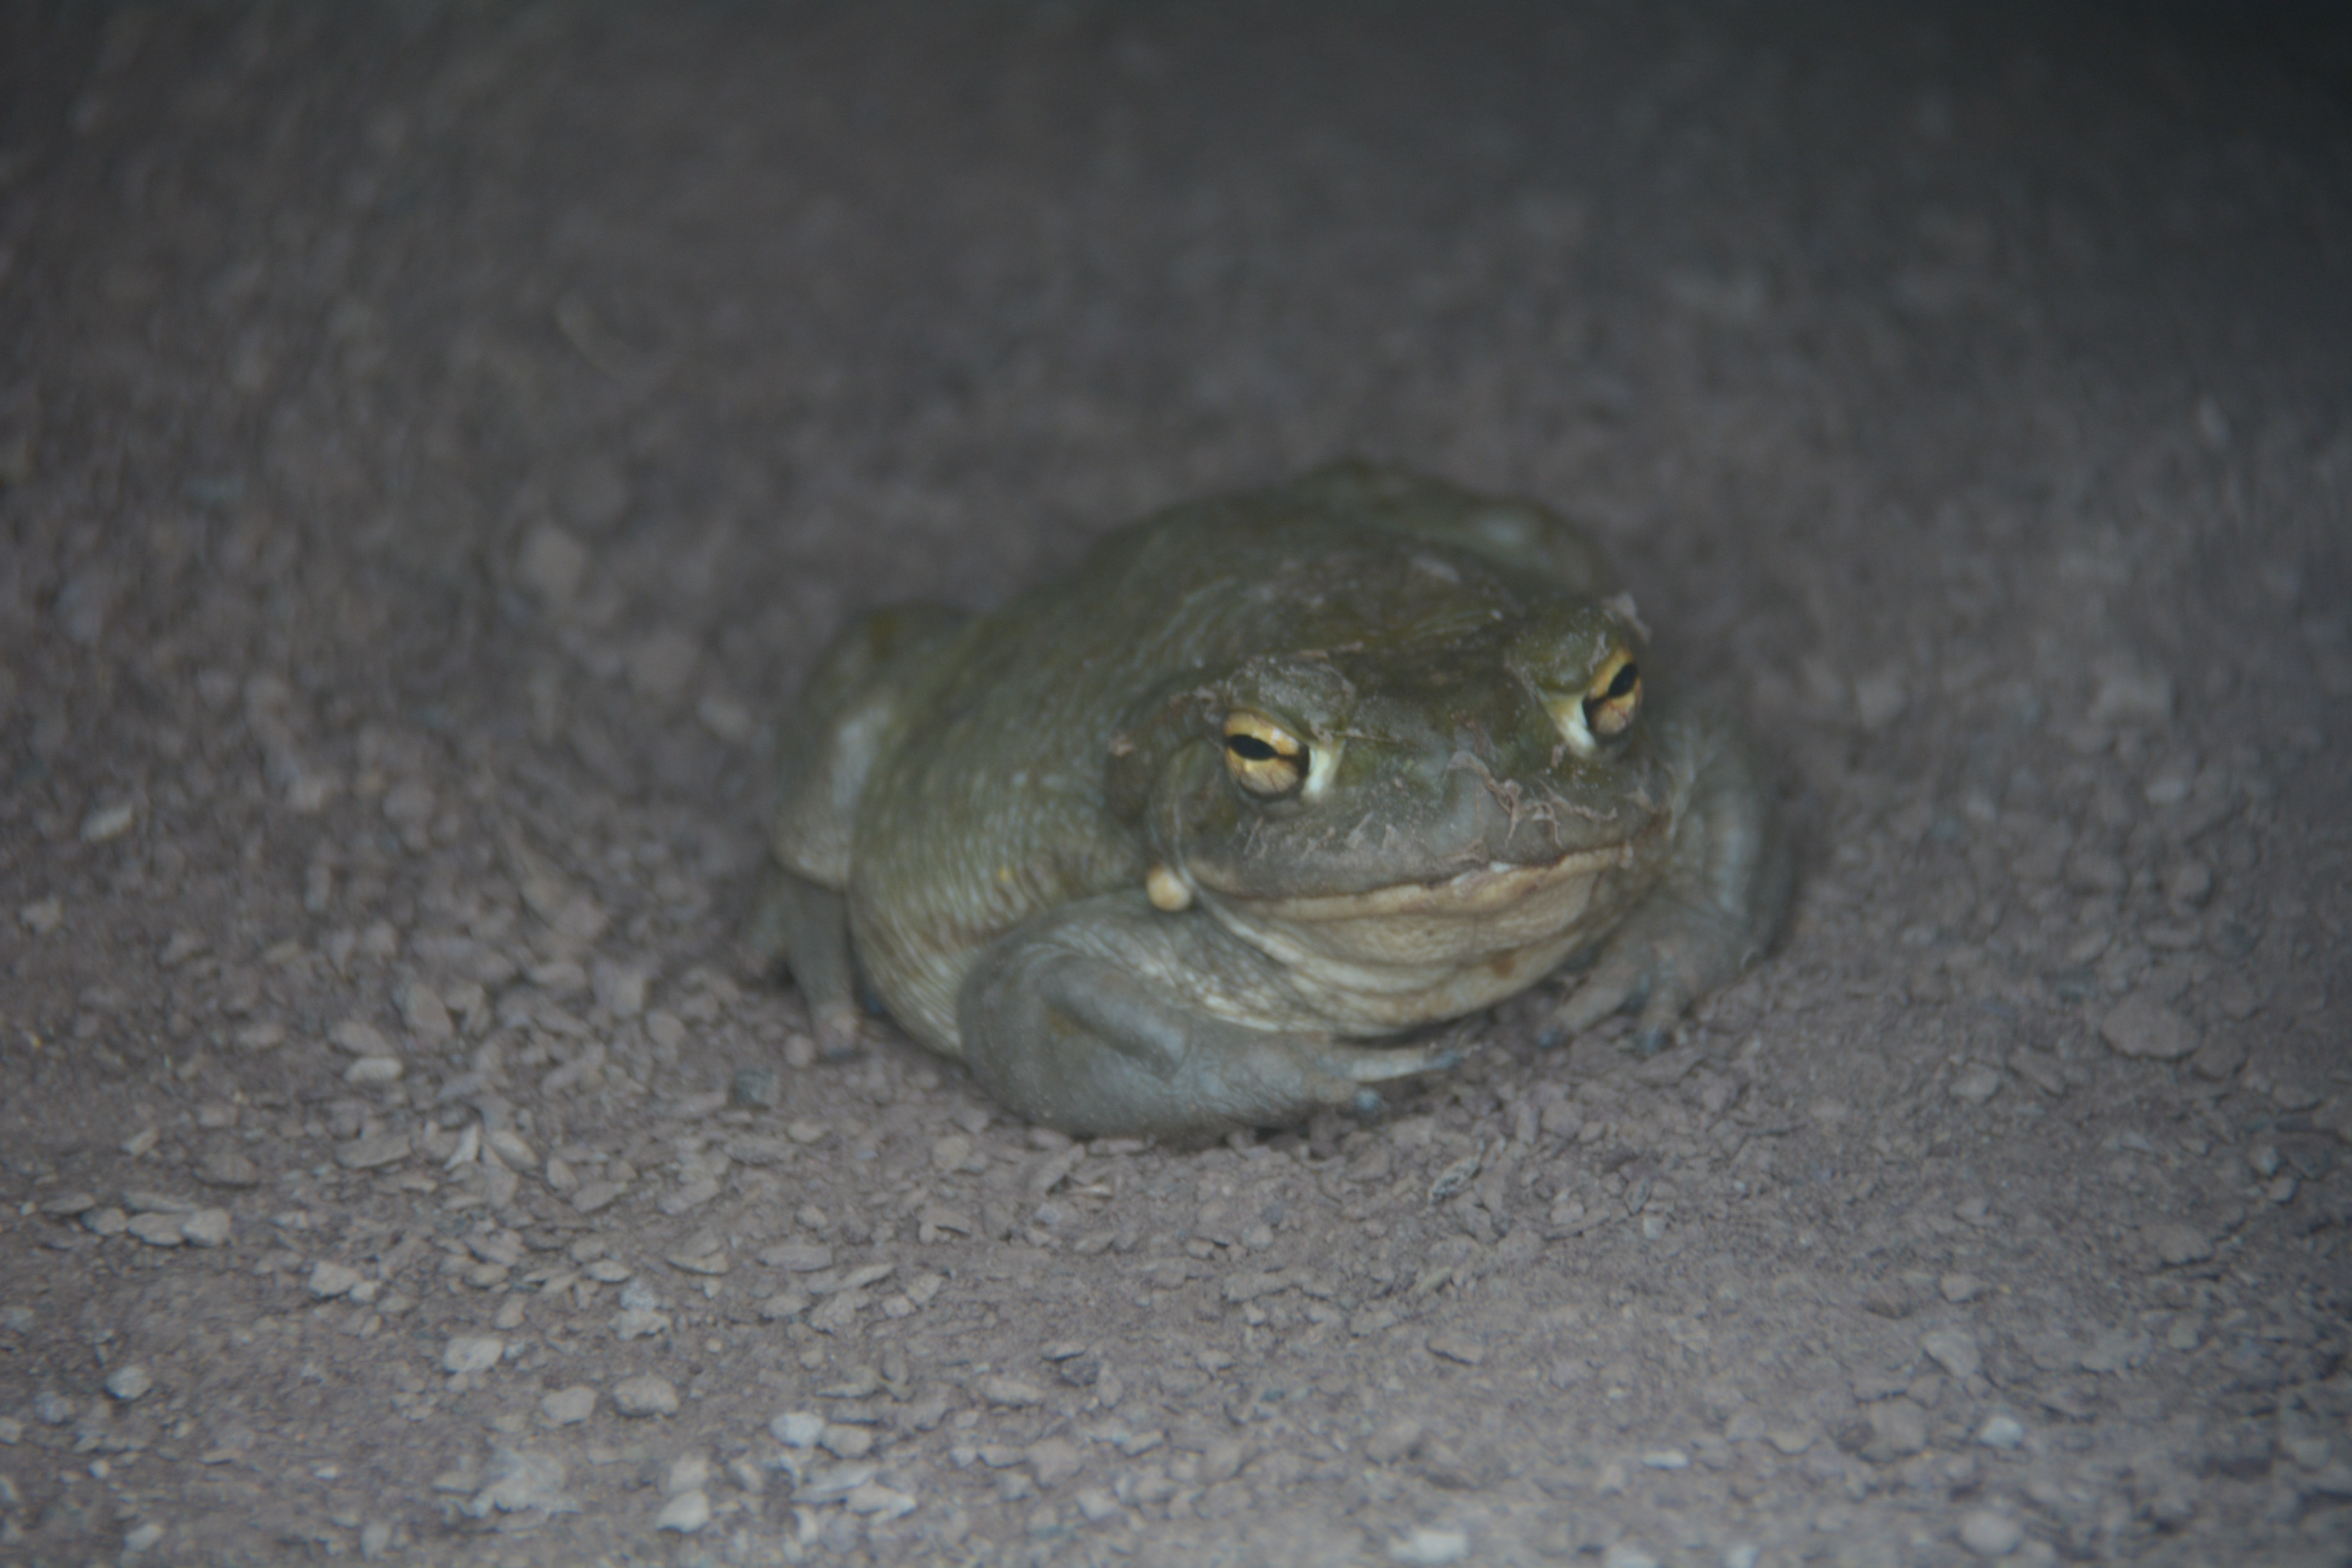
(1222, 713, 1307, 797)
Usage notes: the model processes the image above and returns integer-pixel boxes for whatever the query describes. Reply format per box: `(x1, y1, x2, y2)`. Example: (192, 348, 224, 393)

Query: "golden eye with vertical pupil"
(1546, 646, 1642, 758)
(1221, 712, 1308, 796)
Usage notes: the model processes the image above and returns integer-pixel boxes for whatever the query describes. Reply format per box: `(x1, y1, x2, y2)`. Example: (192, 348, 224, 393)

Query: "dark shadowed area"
(2, 4, 2348, 1564)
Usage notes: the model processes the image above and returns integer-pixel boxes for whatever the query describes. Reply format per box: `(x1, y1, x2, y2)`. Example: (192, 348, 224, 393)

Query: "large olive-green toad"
(750, 464, 1787, 1137)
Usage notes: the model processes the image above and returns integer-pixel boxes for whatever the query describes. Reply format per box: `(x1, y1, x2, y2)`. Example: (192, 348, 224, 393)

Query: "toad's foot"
(960, 898, 1457, 1138)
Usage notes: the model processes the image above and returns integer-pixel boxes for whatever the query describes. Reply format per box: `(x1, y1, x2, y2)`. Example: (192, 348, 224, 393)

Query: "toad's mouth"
(1188, 839, 1641, 925)
(1176, 838, 1657, 1034)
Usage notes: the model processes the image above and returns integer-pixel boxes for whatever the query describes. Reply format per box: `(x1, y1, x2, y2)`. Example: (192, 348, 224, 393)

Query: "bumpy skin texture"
(752, 464, 1788, 1138)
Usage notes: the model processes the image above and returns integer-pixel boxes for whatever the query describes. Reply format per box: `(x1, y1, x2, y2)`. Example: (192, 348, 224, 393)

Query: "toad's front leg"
(958, 894, 1456, 1139)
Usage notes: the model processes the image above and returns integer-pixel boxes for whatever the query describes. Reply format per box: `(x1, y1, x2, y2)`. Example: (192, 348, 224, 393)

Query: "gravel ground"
(2, 4, 2350, 1566)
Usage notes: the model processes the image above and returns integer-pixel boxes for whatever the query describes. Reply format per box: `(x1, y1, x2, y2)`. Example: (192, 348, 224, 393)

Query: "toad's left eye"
(1222, 712, 1308, 797)
(1548, 647, 1641, 758)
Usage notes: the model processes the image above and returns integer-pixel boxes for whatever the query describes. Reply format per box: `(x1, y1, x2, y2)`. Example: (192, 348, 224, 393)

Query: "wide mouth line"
(1188, 841, 1627, 919)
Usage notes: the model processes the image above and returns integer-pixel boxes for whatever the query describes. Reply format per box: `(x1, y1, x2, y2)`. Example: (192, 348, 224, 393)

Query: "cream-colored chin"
(1189, 843, 1643, 1035)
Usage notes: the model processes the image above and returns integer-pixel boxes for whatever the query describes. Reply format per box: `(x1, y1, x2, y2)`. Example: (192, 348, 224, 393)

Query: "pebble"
(126, 1213, 186, 1247)
(1426, 1330, 1487, 1366)
(331, 1019, 398, 1057)
(654, 1489, 710, 1533)
(396, 978, 454, 1042)
(179, 1209, 232, 1246)
(1366, 1419, 1424, 1463)
(844, 1479, 916, 1517)
(1977, 1415, 2026, 1449)
(309, 1263, 365, 1298)
(195, 1151, 261, 1188)
(2143, 1222, 2215, 1267)
(770, 1411, 824, 1447)
(1920, 1328, 1982, 1381)
(2098, 994, 2198, 1061)
(612, 1375, 680, 1416)
(1027, 1437, 1085, 1487)
(105, 1365, 153, 1401)
(343, 1058, 405, 1086)
(977, 1374, 1045, 1407)
(571, 1180, 627, 1214)
(442, 1336, 504, 1375)
(665, 1456, 711, 1496)
(79, 800, 137, 842)
(335, 1132, 410, 1170)
(1600, 1545, 1662, 1568)
(1948, 1064, 2003, 1105)
(1389, 1527, 1471, 1566)
(539, 1386, 597, 1425)
(1939, 1273, 1986, 1304)
(1957, 1508, 2025, 1557)
(123, 1522, 165, 1553)
(519, 524, 589, 606)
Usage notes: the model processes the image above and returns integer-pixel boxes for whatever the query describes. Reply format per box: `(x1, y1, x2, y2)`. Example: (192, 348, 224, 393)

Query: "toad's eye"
(1549, 648, 1641, 758)
(1222, 712, 1308, 797)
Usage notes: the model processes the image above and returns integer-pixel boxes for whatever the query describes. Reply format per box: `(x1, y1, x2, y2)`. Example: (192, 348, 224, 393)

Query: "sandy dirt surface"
(3, 4, 2350, 1565)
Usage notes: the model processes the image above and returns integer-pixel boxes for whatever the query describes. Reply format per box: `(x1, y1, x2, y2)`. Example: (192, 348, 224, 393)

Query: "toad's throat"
(1183, 841, 1653, 1035)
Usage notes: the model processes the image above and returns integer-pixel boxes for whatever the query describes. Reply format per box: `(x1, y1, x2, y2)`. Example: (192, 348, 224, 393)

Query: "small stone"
(308, 1261, 362, 1299)
(179, 1209, 232, 1246)
(1366, 1419, 1425, 1464)
(697, 693, 754, 744)
(1426, 1330, 1487, 1366)
(105, 1365, 153, 1402)
(654, 1489, 710, 1533)
(592, 960, 648, 1018)
(571, 1179, 626, 1214)
(18, 897, 64, 933)
(612, 1375, 679, 1417)
(819, 1425, 875, 1460)
(1074, 1486, 1120, 1523)
(1957, 1508, 2024, 1557)
(123, 1522, 165, 1553)
(665, 1456, 712, 1496)
(2090, 670, 2173, 727)
(81, 800, 137, 842)
(1853, 670, 1908, 730)
(1389, 1526, 1471, 1566)
(1027, 1437, 1085, 1487)
(330, 1019, 397, 1057)
(2144, 1222, 2214, 1266)
(0, 1415, 22, 1442)
(1641, 1450, 1690, 1469)
(519, 524, 589, 606)
(728, 1066, 781, 1109)
(770, 1411, 824, 1448)
(759, 1241, 833, 1272)
(39, 1191, 98, 1218)
(195, 1150, 261, 1188)
(442, 1335, 505, 1375)
(1865, 1398, 1929, 1459)
(977, 1374, 1045, 1407)
(396, 978, 454, 1042)
(122, 1127, 161, 1158)
(1976, 1415, 2026, 1449)
(125, 1212, 186, 1247)
(1920, 1328, 1983, 1381)
(1599, 1544, 1661, 1568)
(335, 1131, 410, 1169)
(843, 1479, 916, 1517)
(2099, 994, 2198, 1061)
(540, 1386, 597, 1426)
(1948, 1064, 2003, 1105)
(343, 1057, 405, 1086)
(1939, 1273, 1986, 1303)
